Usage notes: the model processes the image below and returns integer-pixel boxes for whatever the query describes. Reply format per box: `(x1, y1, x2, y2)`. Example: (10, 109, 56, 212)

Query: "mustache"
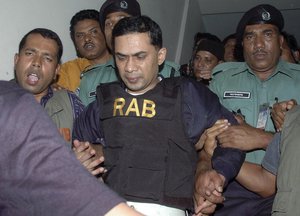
(253, 48, 267, 55)
(26, 70, 40, 76)
(83, 42, 94, 49)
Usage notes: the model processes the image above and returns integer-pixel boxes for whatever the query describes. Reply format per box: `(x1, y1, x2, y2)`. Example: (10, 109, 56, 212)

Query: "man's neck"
(90, 51, 112, 65)
(255, 69, 276, 81)
(34, 87, 51, 104)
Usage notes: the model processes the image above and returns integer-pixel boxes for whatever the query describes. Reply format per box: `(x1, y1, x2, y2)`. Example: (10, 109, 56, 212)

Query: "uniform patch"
(89, 91, 96, 98)
(223, 91, 251, 99)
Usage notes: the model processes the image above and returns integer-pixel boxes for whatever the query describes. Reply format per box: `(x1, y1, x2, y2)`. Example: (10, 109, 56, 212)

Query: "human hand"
(216, 123, 270, 151)
(271, 99, 297, 132)
(204, 119, 230, 156)
(73, 140, 106, 176)
(194, 169, 225, 207)
(193, 194, 217, 216)
(197, 119, 230, 156)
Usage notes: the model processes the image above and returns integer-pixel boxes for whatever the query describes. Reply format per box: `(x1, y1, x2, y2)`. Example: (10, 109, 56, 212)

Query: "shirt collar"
(40, 87, 53, 107)
(232, 60, 294, 80)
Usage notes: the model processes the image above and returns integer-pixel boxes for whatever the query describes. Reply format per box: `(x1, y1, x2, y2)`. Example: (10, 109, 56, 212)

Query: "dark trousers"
(213, 181, 274, 216)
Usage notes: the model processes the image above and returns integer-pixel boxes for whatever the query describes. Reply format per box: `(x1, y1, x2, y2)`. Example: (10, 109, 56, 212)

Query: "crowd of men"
(2, 0, 300, 216)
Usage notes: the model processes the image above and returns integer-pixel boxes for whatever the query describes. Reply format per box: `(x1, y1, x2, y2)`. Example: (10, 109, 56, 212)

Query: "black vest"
(97, 78, 197, 209)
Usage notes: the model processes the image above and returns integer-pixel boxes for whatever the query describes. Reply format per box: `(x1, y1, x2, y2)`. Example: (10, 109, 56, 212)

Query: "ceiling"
(197, 0, 300, 15)
(195, 0, 300, 41)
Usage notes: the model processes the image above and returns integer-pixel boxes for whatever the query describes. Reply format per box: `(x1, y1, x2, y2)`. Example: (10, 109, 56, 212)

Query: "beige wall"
(1, 0, 300, 80)
(0, 0, 106, 80)
(0, 0, 195, 80)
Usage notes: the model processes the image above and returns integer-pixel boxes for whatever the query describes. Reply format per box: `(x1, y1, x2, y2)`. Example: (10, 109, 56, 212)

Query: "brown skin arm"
(236, 162, 276, 198)
(217, 122, 274, 151)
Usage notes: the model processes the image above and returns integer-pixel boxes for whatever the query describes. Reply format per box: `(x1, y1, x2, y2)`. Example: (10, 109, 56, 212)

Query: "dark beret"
(99, 0, 141, 32)
(195, 40, 224, 61)
(236, 4, 284, 43)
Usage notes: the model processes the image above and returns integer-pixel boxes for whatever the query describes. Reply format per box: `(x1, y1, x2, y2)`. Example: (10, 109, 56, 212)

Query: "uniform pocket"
(272, 189, 292, 214)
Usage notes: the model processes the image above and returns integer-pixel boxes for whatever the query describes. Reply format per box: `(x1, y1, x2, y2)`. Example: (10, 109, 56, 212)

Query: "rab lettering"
(113, 98, 156, 118)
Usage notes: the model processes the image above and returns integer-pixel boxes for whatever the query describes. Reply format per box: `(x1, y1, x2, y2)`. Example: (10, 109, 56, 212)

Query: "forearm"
(196, 150, 212, 176)
(257, 130, 274, 150)
(236, 162, 276, 198)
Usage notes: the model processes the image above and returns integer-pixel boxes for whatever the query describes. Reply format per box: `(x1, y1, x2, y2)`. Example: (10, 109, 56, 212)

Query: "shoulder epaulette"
(212, 62, 243, 76)
(286, 62, 300, 71)
(164, 60, 180, 70)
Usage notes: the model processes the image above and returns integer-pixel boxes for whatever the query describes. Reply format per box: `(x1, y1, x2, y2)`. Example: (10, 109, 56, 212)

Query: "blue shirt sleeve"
(67, 91, 85, 119)
(72, 100, 104, 144)
(181, 78, 245, 184)
(181, 78, 238, 144)
(262, 132, 280, 175)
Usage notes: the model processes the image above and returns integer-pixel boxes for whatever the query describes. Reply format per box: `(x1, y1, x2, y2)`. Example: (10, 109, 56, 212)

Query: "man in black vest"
(73, 15, 245, 215)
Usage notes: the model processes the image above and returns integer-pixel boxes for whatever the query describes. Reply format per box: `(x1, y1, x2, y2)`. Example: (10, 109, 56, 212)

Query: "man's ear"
(279, 34, 284, 49)
(158, 47, 167, 66)
(53, 64, 61, 81)
(14, 53, 19, 68)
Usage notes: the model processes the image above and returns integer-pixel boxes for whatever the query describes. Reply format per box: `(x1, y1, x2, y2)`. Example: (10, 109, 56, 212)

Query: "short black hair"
(112, 15, 163, 52)
(193, 32, 221, 48)
(282, 31, 299, 52)
(222, 33, 236, 45)
(19, 28, 63, 63)
(70, 9, 100, 43)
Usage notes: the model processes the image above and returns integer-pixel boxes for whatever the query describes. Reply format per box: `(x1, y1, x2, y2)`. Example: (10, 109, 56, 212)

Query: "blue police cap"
(99, 0, 141, 32)
(236, 4, 284, 42)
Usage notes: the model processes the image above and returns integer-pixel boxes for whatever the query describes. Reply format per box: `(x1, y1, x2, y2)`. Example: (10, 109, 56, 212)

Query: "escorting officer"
(78, 0, 180, 106)
(73, 15, 245, 215)
(198, 4, 300, 215)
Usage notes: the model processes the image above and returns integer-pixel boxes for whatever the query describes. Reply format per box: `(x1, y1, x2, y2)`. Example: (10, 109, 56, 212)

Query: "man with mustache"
(55, 9, 111, 93)
(14, 28, 102, 176)
(14, 28, 83, 146)
(197, 4, 300, 215)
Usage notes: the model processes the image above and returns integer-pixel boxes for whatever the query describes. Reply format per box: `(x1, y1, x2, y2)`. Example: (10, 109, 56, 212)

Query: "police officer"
(78, 0, 180, 106)
(198, 4, 300, 215)
(73, 15, 245, 216)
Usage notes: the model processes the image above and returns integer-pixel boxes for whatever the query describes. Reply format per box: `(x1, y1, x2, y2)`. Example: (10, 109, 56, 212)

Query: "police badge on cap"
(120, 1, 128, 9)
(236, 4, 284, 43)
(261, 10, 271, 21)
(99, 0, 141, 32)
